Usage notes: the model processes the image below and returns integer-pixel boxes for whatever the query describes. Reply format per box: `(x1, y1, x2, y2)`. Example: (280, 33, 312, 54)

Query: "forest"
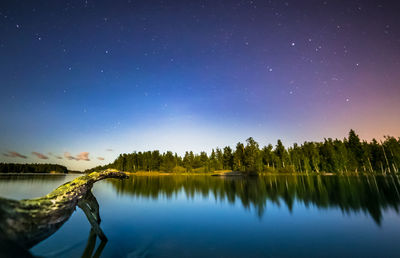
(0, 163, 68, 174)
(85, 130, 400, 174)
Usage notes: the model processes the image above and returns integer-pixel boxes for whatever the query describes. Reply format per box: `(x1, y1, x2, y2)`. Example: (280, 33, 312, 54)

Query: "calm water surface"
(1, 174, 400, 257)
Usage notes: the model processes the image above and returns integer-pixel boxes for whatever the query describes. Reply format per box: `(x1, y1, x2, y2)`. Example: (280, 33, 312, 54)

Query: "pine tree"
(244, 137, 262, 173)
(233, 142, 245, 171)
(223, 146, 234, 170)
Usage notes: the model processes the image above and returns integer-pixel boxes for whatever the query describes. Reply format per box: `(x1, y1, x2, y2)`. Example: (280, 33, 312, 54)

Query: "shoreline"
(1, 171, 391, 177)
(123, 171, 386, 177)
(0, 173, 69, 176)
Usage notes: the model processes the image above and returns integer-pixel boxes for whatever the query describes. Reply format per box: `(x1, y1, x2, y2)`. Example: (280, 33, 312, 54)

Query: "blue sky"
(1, 0, 399, 170)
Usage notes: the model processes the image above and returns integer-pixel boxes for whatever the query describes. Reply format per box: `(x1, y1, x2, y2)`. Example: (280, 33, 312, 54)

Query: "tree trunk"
(0, 169, 127, 253)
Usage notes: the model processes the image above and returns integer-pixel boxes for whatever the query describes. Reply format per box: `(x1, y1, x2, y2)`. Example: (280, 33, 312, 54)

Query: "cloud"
(55, 156, 63, 159)
(106, 149, 113, 152)
(32, 152, 49, 159)
(64, 152, 77, 160)
(63, 152, 90, 161)
(76, 152, 90, 161)
(97, 157, 105, 160)
(3, 151, 27, 159)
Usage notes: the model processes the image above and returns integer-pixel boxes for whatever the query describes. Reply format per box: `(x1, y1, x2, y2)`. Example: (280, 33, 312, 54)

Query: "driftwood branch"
(0, 169, 127, 256)
(78, 190, 107, 241)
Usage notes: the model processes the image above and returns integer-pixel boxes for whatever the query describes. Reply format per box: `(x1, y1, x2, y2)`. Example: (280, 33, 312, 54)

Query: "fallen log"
(0, 169, 128, 256)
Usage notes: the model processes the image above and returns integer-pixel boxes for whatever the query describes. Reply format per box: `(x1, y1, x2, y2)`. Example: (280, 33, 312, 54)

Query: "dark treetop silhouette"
(0, 163, 68, 174)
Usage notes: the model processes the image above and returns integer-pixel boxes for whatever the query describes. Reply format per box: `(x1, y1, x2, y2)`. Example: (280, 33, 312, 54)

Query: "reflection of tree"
(110, 174, 400, 225)
(0, 170, 127, 257)
(79, 191, 108, 258)
(82, 228, 107, 258)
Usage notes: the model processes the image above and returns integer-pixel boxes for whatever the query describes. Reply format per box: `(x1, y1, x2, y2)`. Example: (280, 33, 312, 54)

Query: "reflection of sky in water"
(0, 174, 79, 200)
(1, 175, 400, 257)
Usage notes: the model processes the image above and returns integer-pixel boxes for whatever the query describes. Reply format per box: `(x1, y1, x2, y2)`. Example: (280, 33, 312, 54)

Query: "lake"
(1, 174, 400, 257)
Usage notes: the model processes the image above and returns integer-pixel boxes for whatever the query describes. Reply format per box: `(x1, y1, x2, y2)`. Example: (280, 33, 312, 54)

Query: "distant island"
(85, 130, 400, 175)
(0, 163, 68, 174)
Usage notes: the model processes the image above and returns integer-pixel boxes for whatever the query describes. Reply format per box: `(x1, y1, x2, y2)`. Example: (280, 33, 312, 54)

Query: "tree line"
(0, 163, 68, 174)
(85, 130, 400, 174)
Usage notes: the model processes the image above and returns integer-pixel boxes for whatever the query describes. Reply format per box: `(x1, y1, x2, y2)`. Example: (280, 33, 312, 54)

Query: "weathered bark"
(0, 169, 128, 254)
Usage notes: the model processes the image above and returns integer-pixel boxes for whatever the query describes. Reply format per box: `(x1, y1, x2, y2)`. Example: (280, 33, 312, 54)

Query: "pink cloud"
(32, 152, 49, 159)
(76, 152, 90, 161)
(63, 152, 90, 161)
(97, 157, 105, 160)
(3, 151, 27, 159)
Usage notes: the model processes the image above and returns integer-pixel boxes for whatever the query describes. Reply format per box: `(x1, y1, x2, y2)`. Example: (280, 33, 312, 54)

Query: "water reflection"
(81, 228, 107, 258)
(109, 174, 400, 225)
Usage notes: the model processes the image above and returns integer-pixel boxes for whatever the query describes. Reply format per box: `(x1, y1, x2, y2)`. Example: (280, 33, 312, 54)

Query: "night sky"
(1, 0, 399, 170)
